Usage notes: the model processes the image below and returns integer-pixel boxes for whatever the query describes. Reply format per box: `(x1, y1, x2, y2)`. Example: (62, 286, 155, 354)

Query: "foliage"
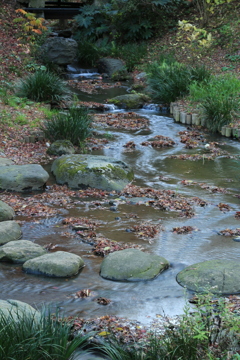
(15, 70, 71, 104)
(147, 61, 190, 103)
(97, 293, 240, 360)
(14, 9, 47, 44)
(42, 106, 92, 145)
(74, 0, 186, 44)
(189, 74, 240, 132)
(178, 20, 212, 47)
(0, 307, 92, 360)
(191, 0, 234, 26)
(77, 39, 147, 70)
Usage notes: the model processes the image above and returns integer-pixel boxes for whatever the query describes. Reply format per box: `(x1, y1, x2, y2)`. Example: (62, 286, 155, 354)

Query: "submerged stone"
(23, 251, 84, 277)
(51, 154, 134, 191)
(100, 248, 169, 281)
(176, 259, 240, 295)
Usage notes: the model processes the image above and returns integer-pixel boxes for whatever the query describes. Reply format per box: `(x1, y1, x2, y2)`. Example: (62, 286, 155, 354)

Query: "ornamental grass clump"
(0, 308, 92, 360)
(189, 74, 240, 132)
(147, 61, 191, 104)
(16, 70, 71, 104)
(147, 59, 212, 104)
(42, 106, 92, 145)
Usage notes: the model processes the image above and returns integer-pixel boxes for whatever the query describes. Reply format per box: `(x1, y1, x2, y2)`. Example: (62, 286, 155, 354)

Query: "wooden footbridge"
(25, 1, 84, 19)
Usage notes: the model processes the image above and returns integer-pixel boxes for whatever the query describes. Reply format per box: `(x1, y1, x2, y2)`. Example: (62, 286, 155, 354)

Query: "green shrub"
(16, 70, 71, 104)
(147, 61, 191, 103)
(42, 106, 92, 145)
(74, 0, 186, 44)
(97, 294, 240, 360)
(0, 308, 92, 360)
(190, 64, 211, 83)
(189, 74, 240, 132)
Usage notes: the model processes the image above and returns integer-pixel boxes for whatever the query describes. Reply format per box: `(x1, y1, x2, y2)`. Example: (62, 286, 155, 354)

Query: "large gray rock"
(23, 251, 84, 277)
(51, 154, 134, 191)
(0, 201, 15, 221)
(177, 259, 240, 295)
(0, 157, 14, 166)
(0, 164, 49, 192)
(0, 299, 40, 323)
(46, 140, 75, 156)
(0, 240, 46, 264)
(100, 248, 169, 281)
(40, 37, 78, 65)
(108, 93, 150, 109)
(0, 221, 22, 245)
(97, 58, 125, 77)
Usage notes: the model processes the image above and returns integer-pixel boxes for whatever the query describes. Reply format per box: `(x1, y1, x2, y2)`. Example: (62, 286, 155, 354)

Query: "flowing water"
(1, 77, 240, 325)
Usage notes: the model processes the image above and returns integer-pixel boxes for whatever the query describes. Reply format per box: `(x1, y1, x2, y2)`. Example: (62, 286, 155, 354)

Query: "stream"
(1, 71, 240, 325)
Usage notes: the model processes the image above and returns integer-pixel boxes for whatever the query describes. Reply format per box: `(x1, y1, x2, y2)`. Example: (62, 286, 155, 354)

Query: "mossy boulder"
(0, 201, 15, 221)
(51, 154, 134, 191)
(46, 140, 75, 156)
(0, 157, 14, 166)
(0, 299, 40, 323)
(108, 93, 150, 109)
(0, 164, 49, 192)
(100, 248, 169, 281)
(0, 221, 22, 245)
(0, 240, 46, 264)
(23, 251, 84, 277)
(176, 259, 240, 295)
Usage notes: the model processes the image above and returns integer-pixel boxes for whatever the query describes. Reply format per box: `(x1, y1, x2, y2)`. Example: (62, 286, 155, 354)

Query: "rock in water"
(0, 221, 22, 244)
(0, 164, 49, 192)
(0, 299, 40, 323)
(0, 240, 46, 263)
(23, 251, 85, 277)
(100, 248, 169, 281)
(177, 259, 240, 294)
(0, 201, 15, 221)
(51, 154, 134, 191)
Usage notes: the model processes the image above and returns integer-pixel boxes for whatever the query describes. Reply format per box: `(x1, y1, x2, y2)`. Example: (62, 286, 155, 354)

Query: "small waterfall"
(66, 65, 100, 79)
(142, 103, 170, 112)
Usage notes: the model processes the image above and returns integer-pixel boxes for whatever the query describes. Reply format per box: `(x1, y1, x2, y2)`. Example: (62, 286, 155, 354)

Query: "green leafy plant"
(147, 61, 192, 103)
(16, 70, 72, 104)
(189, 74, 240, 132)
(42, 106, 92, 145)
(74, 0, 185, 44)
(0, 307, 92, 360)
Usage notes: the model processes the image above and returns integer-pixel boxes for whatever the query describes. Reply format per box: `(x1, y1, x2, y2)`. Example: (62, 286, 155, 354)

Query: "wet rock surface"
(177, 259, 240, 295)
(0, 164, 49, 192)
(0, 299, 40, 322)
(0, 200, 15, 221)
(51, 154, 134, 191)
(46, 140, 75, 156)
(0, 221, 22, 244)
(100, 248, 169, 281)
(0, 240, 46, 264)
(23, 251, 85, 277)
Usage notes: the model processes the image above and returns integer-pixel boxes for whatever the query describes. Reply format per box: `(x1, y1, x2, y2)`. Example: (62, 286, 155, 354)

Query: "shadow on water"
(1, 84, 240, 324)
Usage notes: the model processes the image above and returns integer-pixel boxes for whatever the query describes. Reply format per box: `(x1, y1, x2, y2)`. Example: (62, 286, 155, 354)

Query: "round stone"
(23, 251, 84, 277)
(176, 259, 240, 295)
(100, 248, 169, 281)
(0, 240, 46, 263)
